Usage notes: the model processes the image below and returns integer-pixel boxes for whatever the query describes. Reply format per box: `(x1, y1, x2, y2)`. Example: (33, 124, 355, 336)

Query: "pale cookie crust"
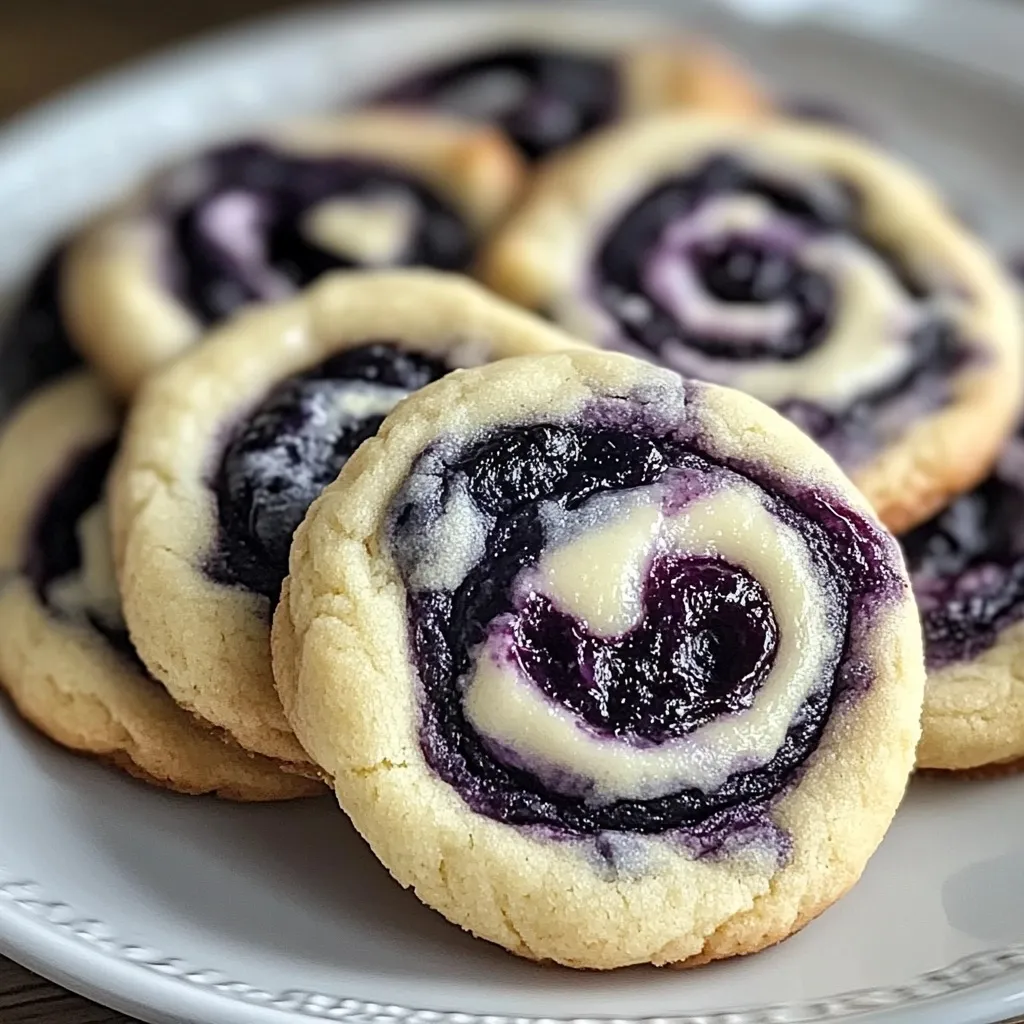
(916, 618, 1024, 771)
(63, 111, 526, 396)
(478, 114, 1023, 534)
(273, 349, 925, 969)
(110, 271, 583, 767)
(0, 374, 320, 801)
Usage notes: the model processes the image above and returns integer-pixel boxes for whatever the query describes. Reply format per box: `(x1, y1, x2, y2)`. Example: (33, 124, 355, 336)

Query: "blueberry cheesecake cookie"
(110, 271, 581, 766)
(1, 246, 82, 413)
(904, 427, 1024, 772)
(480, 115, 1023, 533)
(273, 349, 924, 968)
(0, 374, 320, 799)
(63, 112, 524, 395)
(374, 35, 766, 161)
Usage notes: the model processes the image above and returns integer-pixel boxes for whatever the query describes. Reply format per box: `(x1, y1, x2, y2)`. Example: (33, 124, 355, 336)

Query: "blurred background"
(0, 0, 318, 119)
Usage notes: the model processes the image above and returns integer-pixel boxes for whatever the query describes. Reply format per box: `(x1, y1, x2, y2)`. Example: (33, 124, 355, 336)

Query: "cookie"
(63, 112, 525, 395)
(903, 429, 1024, 771)
(109, 271, 583, 767)
(273, 349, 924, 969)
(480, 114, 1023, 533)
(0, 374, 320, 800)
(0, 245, 82, 413)
(373, 33, 766, 161)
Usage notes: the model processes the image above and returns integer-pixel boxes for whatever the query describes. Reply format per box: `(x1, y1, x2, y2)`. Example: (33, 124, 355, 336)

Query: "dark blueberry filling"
(594, 154, 970, 463)
(166, 143, 473, 324)
(598, 156, 851, 361)
(0, 247, 81, 416)
(375, 46, 619, 160)
(513, 555, 777, 742)
(898, 263, 1024, 668)
(208, 343, 449, 602)
(903, 467, 1024, 668)
(391, 409, 901, 836)
(24, 438, 135, 656)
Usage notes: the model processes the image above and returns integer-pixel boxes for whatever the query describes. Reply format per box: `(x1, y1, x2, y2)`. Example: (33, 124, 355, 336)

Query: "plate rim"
(4, 1, 1024, 1022)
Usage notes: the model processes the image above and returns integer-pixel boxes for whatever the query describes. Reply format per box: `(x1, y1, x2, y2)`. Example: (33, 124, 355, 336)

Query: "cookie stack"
(0, 30, 1020, 970)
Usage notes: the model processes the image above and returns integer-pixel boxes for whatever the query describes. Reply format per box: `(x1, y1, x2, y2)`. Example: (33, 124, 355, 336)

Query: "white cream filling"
(733, 237, 923, 408)
(405, 476, 492, 592)
(301, 195, 416, 266)
(323, 379, 410, 421)
(630, 192, 927, 411)
(646, 195, 799, 345)
(462, 482, 838, 803)
(45, 501, 125, 633)
(195, 190, 293, 301)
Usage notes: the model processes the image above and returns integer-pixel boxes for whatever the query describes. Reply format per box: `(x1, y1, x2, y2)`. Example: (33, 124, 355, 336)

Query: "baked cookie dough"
(0, 374, 320, 800)
(274, 349, 925, 969)
(480, 114, 1024, 533)
(373, 33, 766, 161)
(63, 111, 525, 395)
(904, 427, 1024, 772)
(110, 271, 582, 767)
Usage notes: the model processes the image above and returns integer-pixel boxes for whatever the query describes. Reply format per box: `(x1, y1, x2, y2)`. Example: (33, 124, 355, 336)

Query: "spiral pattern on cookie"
(377, 45, 620, 160)
(387, 376, 903, 841)
(375, 39, 766, 162)
(481, 117, 1022, 530)
(209, 343, 448, 600)
(161, 142, 473, 324)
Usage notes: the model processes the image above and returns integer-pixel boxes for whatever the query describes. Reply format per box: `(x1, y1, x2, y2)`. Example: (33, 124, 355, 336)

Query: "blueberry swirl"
(591, 153, 970, 467)
(209, 343, 449, 600)
(24, 438, 135, 658)
(387, 382, 903, 837)
(481, 119, 1021, 532)
(163, 143, 473, 324)
(376, 46, 619, 160)
(903, 432, 1024, 669)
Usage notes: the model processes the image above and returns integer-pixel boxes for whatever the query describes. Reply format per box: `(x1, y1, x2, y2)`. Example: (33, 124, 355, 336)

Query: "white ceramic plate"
(3, 2, 1024, 1022)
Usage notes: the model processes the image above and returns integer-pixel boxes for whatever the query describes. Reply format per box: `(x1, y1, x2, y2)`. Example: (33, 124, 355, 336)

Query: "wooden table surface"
(0, 3, 311, 1020)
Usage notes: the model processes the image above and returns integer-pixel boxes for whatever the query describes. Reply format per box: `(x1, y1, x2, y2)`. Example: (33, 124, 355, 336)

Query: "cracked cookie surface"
(274, 348, 924, 968)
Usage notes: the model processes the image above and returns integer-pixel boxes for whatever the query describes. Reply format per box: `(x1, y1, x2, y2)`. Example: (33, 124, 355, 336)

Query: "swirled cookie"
(480, 115, 1023, 532)
(0, 375, 320, 800)
(63, 112, 524, 395)
(110, 271, 582, 767)
(904, 427, 1024, 772)
(273, 349, 924, 968)
(373, 36, 766, 161)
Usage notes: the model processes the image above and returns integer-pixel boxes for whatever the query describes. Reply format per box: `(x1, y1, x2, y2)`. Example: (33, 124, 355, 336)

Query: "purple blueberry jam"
(208, 343, 449, 601)
(0, 248, 81, 415)
(903, 458, 1024, 668)
(594, 154, 970, 465)
(389, 402, 903, 837)
(24, 438, 135, 658)
(513, 555, 778, 741)
(164, 143, 473, 324)
(375, 46, 619, 160)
